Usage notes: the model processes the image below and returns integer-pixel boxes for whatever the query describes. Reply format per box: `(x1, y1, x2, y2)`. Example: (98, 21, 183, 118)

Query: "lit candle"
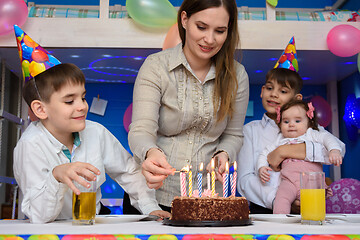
(197, 162, 203, 197)
(180, 165, 189, 197)
(211, 158, 215, 197)
(207, 172, 210, 190)
(223, 161, 229, 198)
(231, 162, 237, 196)
(188, 165, 192, 197)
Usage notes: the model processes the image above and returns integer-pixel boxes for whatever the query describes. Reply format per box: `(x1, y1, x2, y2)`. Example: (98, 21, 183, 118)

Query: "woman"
(128, 0, 249, 211)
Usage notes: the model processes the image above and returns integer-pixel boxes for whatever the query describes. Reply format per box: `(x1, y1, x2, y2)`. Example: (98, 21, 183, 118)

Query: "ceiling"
(0, 46, 358, 85)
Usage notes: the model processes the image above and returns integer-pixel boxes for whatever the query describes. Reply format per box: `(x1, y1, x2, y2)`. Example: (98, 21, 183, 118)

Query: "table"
(0, 215, 359, 240)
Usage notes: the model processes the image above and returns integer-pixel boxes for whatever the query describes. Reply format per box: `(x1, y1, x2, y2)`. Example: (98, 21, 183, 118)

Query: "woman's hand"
(142, 148, 175, 189)
(205, 151, 229, 184)
(52, 162, 100, 195)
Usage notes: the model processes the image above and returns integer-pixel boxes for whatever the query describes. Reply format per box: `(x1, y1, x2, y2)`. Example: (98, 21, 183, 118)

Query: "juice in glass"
(300, 188, 325, 221)
(72, 192, 96, 224)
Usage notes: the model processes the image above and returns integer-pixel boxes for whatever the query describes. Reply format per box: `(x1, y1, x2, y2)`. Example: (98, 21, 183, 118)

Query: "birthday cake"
(170, 195, 249, 221)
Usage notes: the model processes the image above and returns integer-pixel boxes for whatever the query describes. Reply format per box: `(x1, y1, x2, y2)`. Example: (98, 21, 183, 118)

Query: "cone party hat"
(274, 36, 298, 72)
(14, 25, 61, 83)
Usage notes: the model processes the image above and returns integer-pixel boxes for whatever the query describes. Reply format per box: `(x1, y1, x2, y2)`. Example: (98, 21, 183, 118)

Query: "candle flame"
(199, 162, 204, 172)
(225, 161, 229, 173)
(180, 165, 190, 173)
(211, 158, 215, 170)
(234, 161, 237, 171)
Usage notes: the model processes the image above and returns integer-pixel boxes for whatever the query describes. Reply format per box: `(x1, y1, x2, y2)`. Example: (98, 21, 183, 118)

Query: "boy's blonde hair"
(23, 63, 85, 107)
(265, 68, 303, 94)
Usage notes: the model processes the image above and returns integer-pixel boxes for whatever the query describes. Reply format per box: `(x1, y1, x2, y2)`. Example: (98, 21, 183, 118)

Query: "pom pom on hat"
(14, 25, 61, 83)
(274, 36, 299, 72)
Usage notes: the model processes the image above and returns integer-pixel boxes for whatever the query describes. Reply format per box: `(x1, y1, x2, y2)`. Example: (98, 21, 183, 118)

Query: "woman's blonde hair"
(177, 0, 240, 122)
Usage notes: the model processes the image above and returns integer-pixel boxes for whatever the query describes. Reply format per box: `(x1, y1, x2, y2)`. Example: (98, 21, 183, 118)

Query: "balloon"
(327, 24, 360, 57)
(358, 53, 360, 73)
(123, 103, 132, 133)
(0, 0, 28, 36)
(162, 23, 181, 50)
(326, 178, 360, 214)
(266, 0, 278, 7)
(310, 96, 332, 128)
(126, 0, 177, 28)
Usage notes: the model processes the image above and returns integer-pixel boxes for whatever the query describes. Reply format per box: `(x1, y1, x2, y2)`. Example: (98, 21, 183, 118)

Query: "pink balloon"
(123, 103, 132, 133)
(327, 24, 360, 57)
(162, 23, 181, 50)
(0, 0, 28, 36)
(310, 96, 332, 128)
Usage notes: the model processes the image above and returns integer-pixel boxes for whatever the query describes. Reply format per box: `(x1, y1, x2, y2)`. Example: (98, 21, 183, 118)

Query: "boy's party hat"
(14, 25, 61, 83)
(274, 36, 298, 72)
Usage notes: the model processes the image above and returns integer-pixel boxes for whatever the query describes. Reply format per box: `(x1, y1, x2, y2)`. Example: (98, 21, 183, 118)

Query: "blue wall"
(338, 71, 360, 181)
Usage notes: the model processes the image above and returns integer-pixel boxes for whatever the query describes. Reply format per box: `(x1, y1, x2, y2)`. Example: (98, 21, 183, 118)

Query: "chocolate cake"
(170, 196, 249, 221)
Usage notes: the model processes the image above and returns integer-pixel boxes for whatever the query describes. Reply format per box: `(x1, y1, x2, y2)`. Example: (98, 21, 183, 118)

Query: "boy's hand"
(259, 166, 272, 183)
(329, 149, 342, 166)
(149, 210, 171, 220)
(52, 162, 100, 195)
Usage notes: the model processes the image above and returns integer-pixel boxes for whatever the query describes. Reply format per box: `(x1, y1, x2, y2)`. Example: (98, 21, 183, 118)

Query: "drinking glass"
(72, 178, 96, 225)
(300, 172, 325, 225)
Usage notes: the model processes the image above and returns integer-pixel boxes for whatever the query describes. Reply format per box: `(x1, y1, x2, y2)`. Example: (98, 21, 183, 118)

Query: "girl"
(257, 99, 343, 214)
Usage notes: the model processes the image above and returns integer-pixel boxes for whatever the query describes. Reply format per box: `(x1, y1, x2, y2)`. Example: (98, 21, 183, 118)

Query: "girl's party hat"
(274, 36, 298, 72)
(14, 25, 61, 83)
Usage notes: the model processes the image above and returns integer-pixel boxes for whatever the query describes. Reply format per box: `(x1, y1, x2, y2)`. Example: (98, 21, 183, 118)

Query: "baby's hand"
(52, 162, 100, 195)
(329, 149, 342, 166)
(258, 166, 272, 183)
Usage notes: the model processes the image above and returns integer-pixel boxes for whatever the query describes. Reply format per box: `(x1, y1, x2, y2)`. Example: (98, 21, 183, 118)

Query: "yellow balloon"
(29, 61, 46, 77)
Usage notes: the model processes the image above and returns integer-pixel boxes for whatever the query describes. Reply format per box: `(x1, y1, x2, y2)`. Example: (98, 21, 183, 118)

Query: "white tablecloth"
(0, 215, 359, 235)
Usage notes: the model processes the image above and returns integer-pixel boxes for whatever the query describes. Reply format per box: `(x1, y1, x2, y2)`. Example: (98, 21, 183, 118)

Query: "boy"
(13, 26, 169, 223)
(236, 37, 345, 214)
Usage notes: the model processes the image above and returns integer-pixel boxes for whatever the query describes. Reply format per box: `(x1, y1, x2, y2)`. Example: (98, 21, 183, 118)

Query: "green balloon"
(126, 0, 177, 28)
(267, 0, 278, 7)
(358, 53, 360, 73)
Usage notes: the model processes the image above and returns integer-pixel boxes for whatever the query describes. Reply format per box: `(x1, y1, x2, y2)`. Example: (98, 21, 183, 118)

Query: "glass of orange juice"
(72, 178, 97, 225)
(300, 172, 325, 225)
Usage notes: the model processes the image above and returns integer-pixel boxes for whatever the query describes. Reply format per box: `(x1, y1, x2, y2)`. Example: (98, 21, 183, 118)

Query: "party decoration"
(274, 36, 298, 72)
(126, 0, 177, 28)
(358, 53, 360, 73)
(343, 94, 360, 141)
(162, 23, 181, 50)
(310, 95, 332, 128)
(266, 0, 278, 7)
(14, 25, 61, 83)
(0, 0, 28, 36)
(327, 24, 360, 57)
(123, 103, 132, 132)
(326, 178, 360, 214)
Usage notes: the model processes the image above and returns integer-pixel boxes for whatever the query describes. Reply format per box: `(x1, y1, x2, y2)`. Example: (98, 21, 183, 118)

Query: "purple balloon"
(123, 103, 132, 133)
(0, 0, 28, 36)
(326, 178, 360, 214)
(327, 24, 360, 57)
(311, 96, 332, 128)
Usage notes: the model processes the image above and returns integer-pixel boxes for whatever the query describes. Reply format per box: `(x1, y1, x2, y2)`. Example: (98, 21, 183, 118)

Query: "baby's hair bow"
(307, 102, 315, 119)
(276, 106, 281, 123)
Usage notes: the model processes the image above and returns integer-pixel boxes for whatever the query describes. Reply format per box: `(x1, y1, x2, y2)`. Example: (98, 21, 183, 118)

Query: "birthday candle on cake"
(198, 162, 203, 197)
(223, 161, 229, 198)
(207, 172, 210, 190)
(180, 165, 189, 197)
(231, 161, 237, 196)
(188, 165, 193, 197)
(211, 158, 215, 197)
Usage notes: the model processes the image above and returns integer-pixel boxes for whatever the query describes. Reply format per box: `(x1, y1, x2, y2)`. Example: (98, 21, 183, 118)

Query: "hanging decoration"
(343, 94, 360, 141)
(126, 0, 177, 28)
(0, 0, 28, 36)
(327, 24, 360, 57)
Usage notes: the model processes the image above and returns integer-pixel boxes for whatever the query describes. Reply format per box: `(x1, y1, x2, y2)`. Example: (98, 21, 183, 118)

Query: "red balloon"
(327, 24, 360, 57)
(162, 23, 181, 50)
(0, 0, 28, 36)
(310, 96, 332, 128)
(32, 49, 49, 63)
(123, 103, 132, 132)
